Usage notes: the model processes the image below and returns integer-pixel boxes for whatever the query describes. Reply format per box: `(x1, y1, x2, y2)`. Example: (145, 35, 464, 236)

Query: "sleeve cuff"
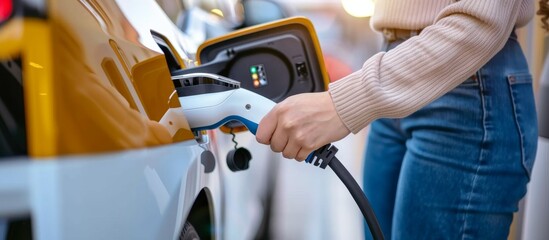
(328, 53, 384, 134)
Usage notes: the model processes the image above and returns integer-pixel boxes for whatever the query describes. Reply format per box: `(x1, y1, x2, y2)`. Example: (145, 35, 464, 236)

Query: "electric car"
(0, 0, 230, 239)
(0, 0, 329, 239)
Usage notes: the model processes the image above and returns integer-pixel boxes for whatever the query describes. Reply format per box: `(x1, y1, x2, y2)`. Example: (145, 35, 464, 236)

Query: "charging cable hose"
(306, 144, 385, 240)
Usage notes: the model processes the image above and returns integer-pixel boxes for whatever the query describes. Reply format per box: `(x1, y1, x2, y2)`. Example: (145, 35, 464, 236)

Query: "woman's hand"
(256, 92, 350, 161)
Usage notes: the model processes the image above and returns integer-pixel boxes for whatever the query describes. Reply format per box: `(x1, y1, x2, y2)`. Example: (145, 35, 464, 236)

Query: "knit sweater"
(328, 0, 535, 134)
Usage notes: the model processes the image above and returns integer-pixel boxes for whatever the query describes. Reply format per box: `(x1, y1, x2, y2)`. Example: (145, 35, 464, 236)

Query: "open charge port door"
(171, 17, 329, 103)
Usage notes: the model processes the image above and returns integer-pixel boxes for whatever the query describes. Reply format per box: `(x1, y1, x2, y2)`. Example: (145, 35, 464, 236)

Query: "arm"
(330, 0, 525, 133)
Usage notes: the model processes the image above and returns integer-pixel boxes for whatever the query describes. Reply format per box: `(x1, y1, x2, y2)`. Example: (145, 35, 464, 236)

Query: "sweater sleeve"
(328, 0, 524, 134)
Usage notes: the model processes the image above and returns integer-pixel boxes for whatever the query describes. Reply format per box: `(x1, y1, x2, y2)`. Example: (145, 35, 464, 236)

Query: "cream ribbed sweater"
(328, 0, 535, 133)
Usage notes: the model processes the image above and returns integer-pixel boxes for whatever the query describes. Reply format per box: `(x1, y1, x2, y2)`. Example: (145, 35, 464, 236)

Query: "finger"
(270, 126, 288, 153)
(256, 108, 278, 145)
(296, 148, 314, 162)
(281, 139, 301, 160)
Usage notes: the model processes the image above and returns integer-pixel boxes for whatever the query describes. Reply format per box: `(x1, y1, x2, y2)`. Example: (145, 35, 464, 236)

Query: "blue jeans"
(363, 32, 538, 239)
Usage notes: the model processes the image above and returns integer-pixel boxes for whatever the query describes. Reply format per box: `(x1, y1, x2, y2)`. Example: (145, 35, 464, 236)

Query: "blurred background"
(156, 0, 548, 239)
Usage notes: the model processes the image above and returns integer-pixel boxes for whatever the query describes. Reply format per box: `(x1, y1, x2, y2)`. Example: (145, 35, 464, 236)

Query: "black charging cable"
(306, 144, 385, 240)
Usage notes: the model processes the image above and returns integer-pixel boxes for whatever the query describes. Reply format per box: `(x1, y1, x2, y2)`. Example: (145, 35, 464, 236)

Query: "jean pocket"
(507, 72, 538, 177)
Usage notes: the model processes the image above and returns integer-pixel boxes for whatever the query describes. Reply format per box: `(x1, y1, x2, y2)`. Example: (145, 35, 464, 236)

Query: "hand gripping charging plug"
(176, 73, 384, 240)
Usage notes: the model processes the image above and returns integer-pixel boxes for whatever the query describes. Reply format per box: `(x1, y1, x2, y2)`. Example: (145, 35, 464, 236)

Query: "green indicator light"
(250, 67, 257, 73)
